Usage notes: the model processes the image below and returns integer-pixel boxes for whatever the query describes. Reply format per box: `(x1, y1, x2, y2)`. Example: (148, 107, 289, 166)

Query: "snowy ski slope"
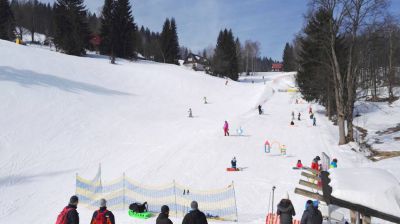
(0, 40, 399, 223)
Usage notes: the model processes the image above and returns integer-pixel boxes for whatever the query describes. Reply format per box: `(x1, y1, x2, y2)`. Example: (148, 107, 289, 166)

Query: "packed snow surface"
(330, 168, 400, 217)
(1, 40, 400, 223)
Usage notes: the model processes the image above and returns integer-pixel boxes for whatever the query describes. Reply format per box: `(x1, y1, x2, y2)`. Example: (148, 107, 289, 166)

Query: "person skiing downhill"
(291, 111, 295, 121)
(313, 116, 316, 126)
(203, 97, 207, 104)
(258, 105, 263, 115)
(188, 108, 193, 118)
(223, 121, 229, 136)
(298, 113, 301, 121)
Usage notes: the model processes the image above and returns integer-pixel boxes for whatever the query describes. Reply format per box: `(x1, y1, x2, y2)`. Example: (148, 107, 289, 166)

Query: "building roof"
(272, 63, 283, 69)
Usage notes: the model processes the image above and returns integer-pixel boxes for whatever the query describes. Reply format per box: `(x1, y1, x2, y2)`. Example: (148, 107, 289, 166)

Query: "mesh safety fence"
(76, 168, 238, 221)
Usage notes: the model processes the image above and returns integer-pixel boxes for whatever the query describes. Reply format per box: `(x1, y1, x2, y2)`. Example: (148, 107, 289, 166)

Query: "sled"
(226, 167, 245, 171)
(292, 167, 304, 170)
(128, 210, 152, 219)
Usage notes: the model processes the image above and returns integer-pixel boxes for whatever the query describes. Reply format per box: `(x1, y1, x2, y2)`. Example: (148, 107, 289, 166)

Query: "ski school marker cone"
(280, 145, 287, 156)
(264, 140, 271, 153)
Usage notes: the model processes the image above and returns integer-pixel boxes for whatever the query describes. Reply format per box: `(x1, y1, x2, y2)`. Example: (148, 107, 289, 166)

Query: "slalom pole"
(271, 186, 276, 224)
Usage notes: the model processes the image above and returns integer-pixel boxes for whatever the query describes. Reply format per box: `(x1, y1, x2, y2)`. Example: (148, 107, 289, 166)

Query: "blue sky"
(43, 0, 400, 60)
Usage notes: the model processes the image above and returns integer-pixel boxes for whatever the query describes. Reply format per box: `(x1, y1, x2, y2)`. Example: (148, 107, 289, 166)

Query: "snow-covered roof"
(329, 168, 400, 217)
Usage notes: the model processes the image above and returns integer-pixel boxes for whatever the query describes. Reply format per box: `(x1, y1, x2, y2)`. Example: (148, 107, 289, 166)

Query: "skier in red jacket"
(311, 156, 321, 171)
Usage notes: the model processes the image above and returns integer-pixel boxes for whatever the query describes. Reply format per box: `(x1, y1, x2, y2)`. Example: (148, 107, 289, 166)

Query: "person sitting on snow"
(296, 160, 303, 169)
(311, 156, 321, 171)
(231, 157, 237, 169)
(330, 158, 338, 168)
(290, 121, 295, 126)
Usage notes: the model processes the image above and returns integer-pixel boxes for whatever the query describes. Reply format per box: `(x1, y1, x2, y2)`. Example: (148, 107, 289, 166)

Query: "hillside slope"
(0, 40, 399, 224)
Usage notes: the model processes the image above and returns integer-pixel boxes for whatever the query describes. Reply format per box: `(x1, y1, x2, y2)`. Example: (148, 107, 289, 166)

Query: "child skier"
(223, 121, 229, 136)
(231, 157, 237, 169)
(296, 160, 303, 169)
(311, 156, 321, 171)
(188, 108, 193, 118)
(330, 158, 338, 168)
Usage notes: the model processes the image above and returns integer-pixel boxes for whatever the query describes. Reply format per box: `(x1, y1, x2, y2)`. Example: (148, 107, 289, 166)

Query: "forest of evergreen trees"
(289, 0, 400, 145)
(1, 0, 277, 75)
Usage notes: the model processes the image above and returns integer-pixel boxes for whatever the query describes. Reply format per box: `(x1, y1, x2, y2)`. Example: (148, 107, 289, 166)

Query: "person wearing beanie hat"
(301, 200, 323, 224)
(55, 195, 79, 224)
(90, 198, 115, 224)
(156, 205, 173, 224)
(182, 201, 208, 224)
(277, 192, 296, 224)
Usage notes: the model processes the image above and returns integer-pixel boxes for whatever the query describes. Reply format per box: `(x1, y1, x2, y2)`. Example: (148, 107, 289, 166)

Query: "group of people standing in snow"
(276, 192, 323, 224)
(56, 196, 208, 224)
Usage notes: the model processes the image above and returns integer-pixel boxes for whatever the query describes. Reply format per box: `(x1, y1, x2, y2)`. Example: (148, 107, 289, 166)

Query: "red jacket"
(311, 162, 319, 171)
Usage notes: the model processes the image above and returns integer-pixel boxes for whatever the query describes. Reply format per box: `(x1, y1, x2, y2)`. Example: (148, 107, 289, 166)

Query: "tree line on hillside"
(1, 0, 277, 80)
(283, 0, 400, 145)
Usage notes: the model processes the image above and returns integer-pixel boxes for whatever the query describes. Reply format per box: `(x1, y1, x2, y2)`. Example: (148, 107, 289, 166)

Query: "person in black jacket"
(66, 195, 79, 224)
(156, 205, 173, 224)
(301, 200, 323, 224)
(277, 193, 296, 224)
(90, 199, 115, 224)
(182, 201, 208, 224)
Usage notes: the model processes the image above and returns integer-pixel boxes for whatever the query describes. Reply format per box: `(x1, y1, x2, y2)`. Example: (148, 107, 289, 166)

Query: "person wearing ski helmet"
(330, 158, 338, 168)
(90, 199, 115, 224)
(311, 156, 321, 171)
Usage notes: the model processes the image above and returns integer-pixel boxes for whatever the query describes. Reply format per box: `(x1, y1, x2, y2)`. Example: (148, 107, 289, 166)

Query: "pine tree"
(282, 42, 296, 71)
(213, 29, 239, 80)
(160, 17, 180, 64)
(99, 0, 136, 61)
(113, 0, 136, 59)
(160, 18, 170, 63)
(99, 0, 113, 57)
(168, 18, 179, 63)
(0, 0, 15, 41)
(53, 0, 90, 56)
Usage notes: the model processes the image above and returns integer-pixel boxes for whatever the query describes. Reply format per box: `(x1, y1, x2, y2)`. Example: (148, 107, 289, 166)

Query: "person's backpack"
(55, 207, 73, 224)
(129, 202, 148, 213)
(92, 209, 110, 224)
